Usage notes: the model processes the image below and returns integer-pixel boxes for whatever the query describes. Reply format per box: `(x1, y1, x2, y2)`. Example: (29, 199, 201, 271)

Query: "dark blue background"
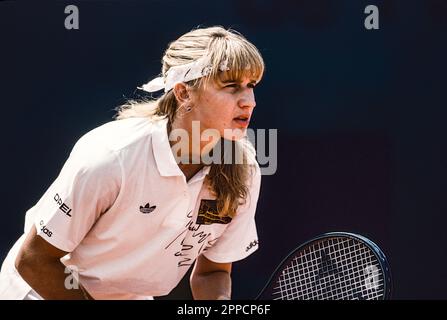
(1, 0, 446, 299)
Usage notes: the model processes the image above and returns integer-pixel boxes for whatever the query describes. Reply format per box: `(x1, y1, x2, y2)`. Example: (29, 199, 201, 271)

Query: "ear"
(173, 82, 191, 105)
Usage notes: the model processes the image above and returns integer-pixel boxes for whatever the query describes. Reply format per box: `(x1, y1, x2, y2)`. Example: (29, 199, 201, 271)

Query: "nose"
(238, 89, 256, 110)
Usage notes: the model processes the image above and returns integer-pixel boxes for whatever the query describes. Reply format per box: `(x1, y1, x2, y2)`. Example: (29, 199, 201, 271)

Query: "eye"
(248, 83, 256, 89)
(224, 83, 238, 88)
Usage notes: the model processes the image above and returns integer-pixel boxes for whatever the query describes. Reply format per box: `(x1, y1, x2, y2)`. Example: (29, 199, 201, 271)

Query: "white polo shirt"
(0, 117, 261, 300)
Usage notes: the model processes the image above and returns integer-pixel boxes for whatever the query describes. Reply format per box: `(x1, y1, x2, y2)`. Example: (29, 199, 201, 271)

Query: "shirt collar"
(188, 165, 211, 184)
(151, 118, 211, 180)
(151, 118, 183, 177)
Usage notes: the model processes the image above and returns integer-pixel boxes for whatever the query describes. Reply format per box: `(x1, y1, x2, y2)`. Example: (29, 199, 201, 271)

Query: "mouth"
(233, 115, 250, 127)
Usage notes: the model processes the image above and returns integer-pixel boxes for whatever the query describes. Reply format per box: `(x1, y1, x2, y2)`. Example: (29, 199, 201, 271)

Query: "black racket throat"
(257, 232, 392, 300)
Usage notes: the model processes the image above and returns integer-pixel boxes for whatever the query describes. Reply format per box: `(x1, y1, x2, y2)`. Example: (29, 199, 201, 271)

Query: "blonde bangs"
(205, 32, 264, 85)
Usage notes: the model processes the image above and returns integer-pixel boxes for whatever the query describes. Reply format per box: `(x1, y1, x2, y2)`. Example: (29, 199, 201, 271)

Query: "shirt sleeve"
(202, 164, 262, 263)
(25, 136, 122, 252)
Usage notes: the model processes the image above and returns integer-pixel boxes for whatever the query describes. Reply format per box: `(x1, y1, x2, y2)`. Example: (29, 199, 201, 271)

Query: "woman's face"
(189, 72, 258, 141)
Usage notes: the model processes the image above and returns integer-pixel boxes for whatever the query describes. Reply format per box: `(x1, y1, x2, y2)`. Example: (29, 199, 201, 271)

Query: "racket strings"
(287, 243, 382, 300)
(272, 237, 384, 300)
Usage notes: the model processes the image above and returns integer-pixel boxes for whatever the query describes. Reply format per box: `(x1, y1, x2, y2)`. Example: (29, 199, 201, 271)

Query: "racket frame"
(256, 231, 392, 300)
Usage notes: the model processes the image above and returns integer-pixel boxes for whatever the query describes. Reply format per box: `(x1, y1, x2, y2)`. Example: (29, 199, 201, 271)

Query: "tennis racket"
(256, 232, 392, 300)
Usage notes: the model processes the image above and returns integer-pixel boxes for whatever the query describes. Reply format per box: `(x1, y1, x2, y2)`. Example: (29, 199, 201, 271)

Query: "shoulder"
(75, 118, 157, 152)
(71, 117, 171, 163)
(247, 162, 261, 199)
(243, 138, 261, 190)
(67, 118, 159, 174)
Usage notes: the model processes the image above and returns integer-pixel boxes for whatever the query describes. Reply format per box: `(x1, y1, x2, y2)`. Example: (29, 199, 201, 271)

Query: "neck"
(168, 119, 221, 165)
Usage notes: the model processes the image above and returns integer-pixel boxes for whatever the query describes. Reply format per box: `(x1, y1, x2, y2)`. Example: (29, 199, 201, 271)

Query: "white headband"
(139, 56, 229, 93)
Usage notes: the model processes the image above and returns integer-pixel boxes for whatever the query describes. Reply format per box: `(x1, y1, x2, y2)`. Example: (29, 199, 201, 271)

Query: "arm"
(15, 225, 93, 300)
(190, 254, 232, 300)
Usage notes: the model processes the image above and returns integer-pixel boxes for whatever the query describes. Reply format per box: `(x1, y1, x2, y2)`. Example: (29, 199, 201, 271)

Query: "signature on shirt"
(165, 211, 220, 267)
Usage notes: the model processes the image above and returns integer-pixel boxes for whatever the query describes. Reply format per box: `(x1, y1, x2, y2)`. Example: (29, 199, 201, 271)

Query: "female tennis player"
(0, 26, 264, 300)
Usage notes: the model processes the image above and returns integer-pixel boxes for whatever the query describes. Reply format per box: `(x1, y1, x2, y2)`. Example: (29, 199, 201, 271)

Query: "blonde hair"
(116, 26, 264, 217)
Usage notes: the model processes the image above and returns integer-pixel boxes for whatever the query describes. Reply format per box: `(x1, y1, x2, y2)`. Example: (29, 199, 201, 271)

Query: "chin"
(222, 128, 247, 141)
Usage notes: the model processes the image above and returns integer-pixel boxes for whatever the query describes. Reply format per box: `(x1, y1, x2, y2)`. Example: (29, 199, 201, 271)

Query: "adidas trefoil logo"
(139, 203, 156, 214)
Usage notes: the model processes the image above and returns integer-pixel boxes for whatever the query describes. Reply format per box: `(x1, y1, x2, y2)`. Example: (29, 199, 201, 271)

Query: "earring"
(178, 104, 193, 118)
